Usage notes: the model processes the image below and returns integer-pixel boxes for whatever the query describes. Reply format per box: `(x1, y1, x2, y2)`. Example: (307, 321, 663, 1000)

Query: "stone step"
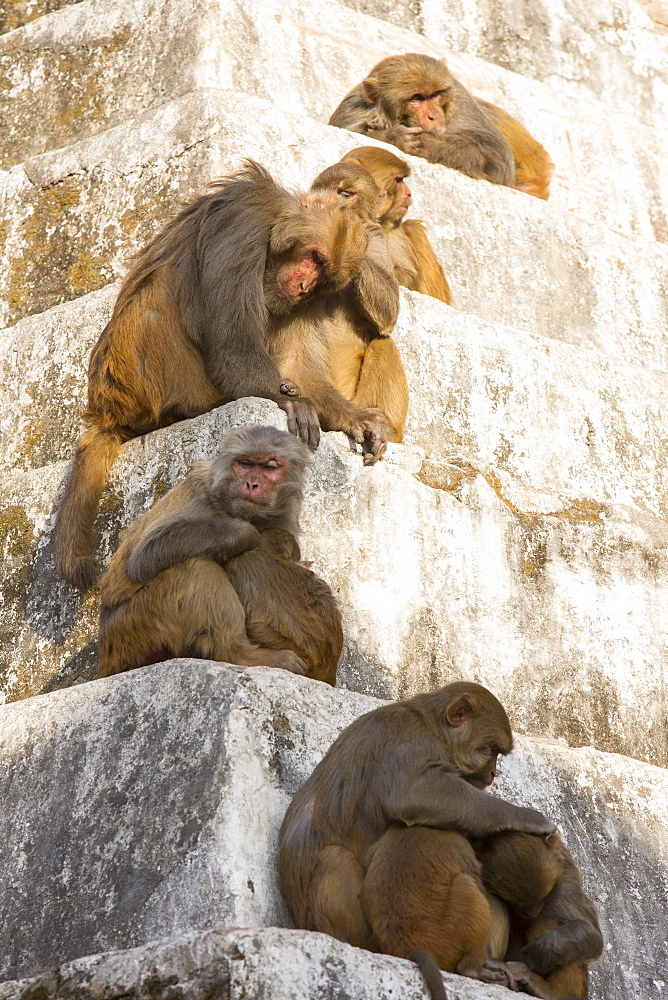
(1, 0, 667, 243)
(2, 399, 667, 767)
(2, 88, 668, 372)
(0, 926, 528, 1000)
(4, 274, 668, 520)
(0, 0, 79, 34)
(340, 0, 668, 128)
(0, 661, 665, 998)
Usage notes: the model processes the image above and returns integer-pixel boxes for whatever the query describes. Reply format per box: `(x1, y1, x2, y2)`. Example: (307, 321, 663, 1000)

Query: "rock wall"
(1, 0, 667, 997)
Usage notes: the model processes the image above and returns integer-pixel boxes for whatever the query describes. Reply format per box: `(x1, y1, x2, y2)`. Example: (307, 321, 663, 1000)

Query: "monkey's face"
(231, 454, 289, 515)
(267, 248, 328, 314)
(466, 747, 503, 789)
(382, 177, 411, 224)
(403, 89, 446, 132)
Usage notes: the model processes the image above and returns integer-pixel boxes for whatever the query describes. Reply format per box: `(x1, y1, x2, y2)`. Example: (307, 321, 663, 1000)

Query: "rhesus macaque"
(98, 425, 342, 683)
(279, 681, 556, 996)
(52, 162, 390, 592)
(329, 53, 515, 187)
(476, 101, 554, 200)
(475, 831, 603, 999)
(303, 162, 407, 442)
(340, 145, 451, 303)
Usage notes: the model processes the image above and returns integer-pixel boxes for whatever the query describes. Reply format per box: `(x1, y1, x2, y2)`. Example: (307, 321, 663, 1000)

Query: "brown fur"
(477, 101, 554, 200)
(279, 682, 556, 994)
(52, 162, 373, 591)
(341, 146, 451, 304)
(476, 831, 603, 999)
(302, 162, 408, 443)
(329, 54, 515, 187)
(225, 527, 342, 685)
(98, 425, 341, 683)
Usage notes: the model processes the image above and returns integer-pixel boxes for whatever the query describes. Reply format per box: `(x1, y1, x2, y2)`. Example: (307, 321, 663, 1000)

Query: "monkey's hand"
(478, 959, 518, 991)
(382, 124, 423, 155)
(509, 806, 557, 838)
(214, 520, 262, 561)
(278, 396, 320, 451)
(280, 379, 301, 397)
(505, 962, 559, 1000)
(262, 648, 309, 676)
(350, 408, 389, 466)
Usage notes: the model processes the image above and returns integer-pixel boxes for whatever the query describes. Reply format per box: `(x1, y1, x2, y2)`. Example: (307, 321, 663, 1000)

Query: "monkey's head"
(477, 831, 565, 916)
(266, 204, 366, 312)
(211, 425, 310, 528)
(341, 147, 412, 226)
(426, 681, 513, 787)
(305, 162, 384, 223)
(362, 53, 451, 133)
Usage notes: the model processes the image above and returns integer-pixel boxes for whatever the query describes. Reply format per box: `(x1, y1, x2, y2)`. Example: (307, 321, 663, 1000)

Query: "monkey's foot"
(505, 962, 559, 1000)
(478, 959, 518, 991)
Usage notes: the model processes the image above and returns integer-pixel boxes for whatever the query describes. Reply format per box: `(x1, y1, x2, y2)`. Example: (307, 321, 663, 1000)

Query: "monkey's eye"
(409, 93, 425, 102)
(337, 187, 356, 199)
(311, 250, 326, 267)
(491, 744, 504, 757)
(264, 459, 281, 469)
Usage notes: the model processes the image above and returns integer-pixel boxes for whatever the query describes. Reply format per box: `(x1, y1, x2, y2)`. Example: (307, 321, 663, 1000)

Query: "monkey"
(225, 527, 342, 685)
(279, 681, 557, 995)
(339, 146, 451, 303)
(301, 162, 408, 443)
(329, 53, 515, 188)
(475, 830, 603, 999)
(97, 425, 341, 682)
(476, 101, 554, 200)
(52, 161, 393, 591)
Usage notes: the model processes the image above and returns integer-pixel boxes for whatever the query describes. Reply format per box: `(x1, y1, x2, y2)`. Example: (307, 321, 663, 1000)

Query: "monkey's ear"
(445, 693, 478, 728)
(362, 78, 379, 104)
(545, 831, 559, 846)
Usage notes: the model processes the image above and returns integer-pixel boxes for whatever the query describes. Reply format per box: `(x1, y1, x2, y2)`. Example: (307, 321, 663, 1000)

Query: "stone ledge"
(0, 925, 532, 1000)
(0, 662, 666, 997)
(1, 400, 667, 766)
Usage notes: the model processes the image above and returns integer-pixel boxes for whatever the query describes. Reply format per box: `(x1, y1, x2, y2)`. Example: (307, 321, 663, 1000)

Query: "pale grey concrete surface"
(1, 0, 667, 241)
(0, 662, 666, 996)
(2, 400, 667, 767)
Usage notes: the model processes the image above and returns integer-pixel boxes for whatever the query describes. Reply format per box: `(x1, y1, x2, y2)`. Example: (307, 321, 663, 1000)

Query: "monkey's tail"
(52, 424, 125, 591)
(408, 949, 448, 1000)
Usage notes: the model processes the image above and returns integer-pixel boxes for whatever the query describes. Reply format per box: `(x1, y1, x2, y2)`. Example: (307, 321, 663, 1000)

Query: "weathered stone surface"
(0, 927, 533, 1000)
(1, 399, 667, 765)
(341, 0, 668, 129)
(2, 90, 668, 371)
(1, 0, 668, 242)
(0, 0, 79, 34)
(0, 664, 665, 996)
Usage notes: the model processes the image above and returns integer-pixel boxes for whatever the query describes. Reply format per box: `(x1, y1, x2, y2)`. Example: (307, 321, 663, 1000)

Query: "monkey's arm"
(126, 507, 260, 584)
(522, 917, 603, 974)
(381, 751, 556, 837)
(354, 226, 400, 336)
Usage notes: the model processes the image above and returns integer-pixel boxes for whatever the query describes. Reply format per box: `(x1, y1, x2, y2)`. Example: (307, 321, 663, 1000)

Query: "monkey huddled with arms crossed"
(279, 681, 602, 1000)
(98, 425, 342, 685)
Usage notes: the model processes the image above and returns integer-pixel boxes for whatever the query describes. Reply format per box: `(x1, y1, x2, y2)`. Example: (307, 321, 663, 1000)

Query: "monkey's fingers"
(515, 807, 557, 838)
(505, 962, 558, 1000)
(280, 397, 321, 451)
(479, 959, 518, 991)
(280, 379, 301, 397)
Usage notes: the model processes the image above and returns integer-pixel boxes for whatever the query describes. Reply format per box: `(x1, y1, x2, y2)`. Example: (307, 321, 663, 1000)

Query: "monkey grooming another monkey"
(475, 830, 603, 999)
(98, 425, 342, 683)
(330, 53, 516, 187)
(304, 160, 408, 442)
(52, 161, 389, 592)
(279, 681, 557, 997)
